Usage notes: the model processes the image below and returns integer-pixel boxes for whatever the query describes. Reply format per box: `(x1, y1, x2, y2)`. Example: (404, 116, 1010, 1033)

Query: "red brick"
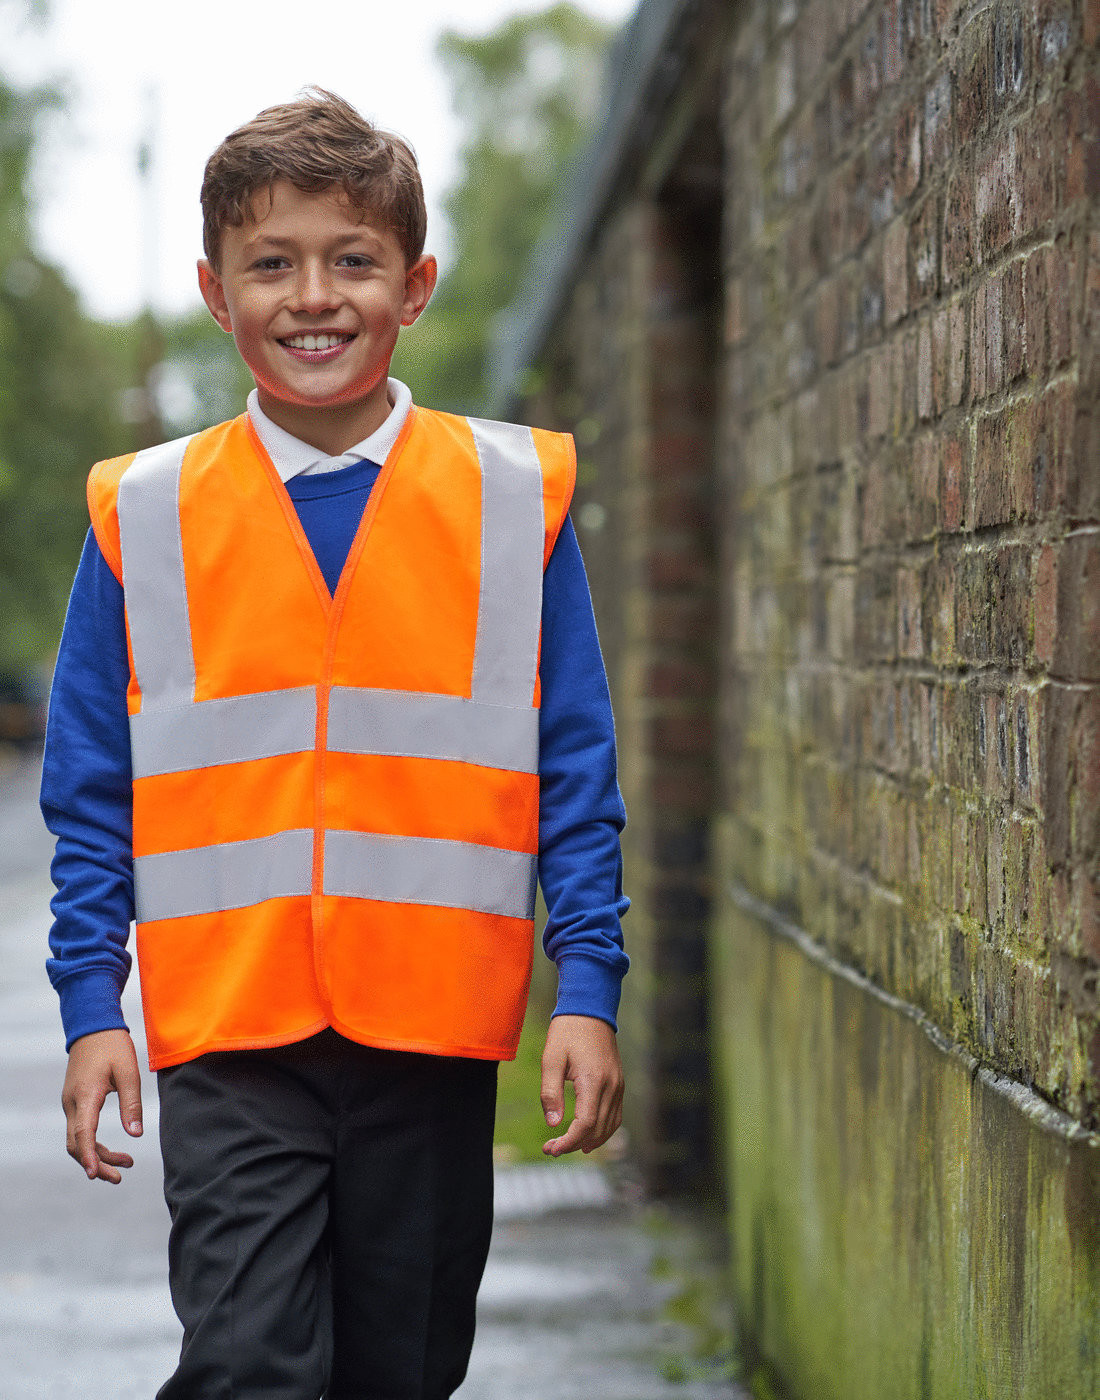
(942, 166, 974, 285)
(969, 282, 987, 400)
(1086, 0, 1100, 45)
(1075, 690, 1100, 860)
(985, 273, 1004, 394)
(1034, 545, 1058, 665)
(909, 433, 939, 535)
(891, 331, 918, 437)
(898, 567, 924, 659)
(923, 553, 957, 663)
(947, 298, 967, 405)
(923, 72, 953, 176)
(1014, 104, 1059, 240)
(990, 545, 1032, 666)
(892, 97, 921, 202)
(1002, 261, 1025, 383)
(977, 135, 1017, 263)
(954, 11, 993, 147)
(941, 434, 966, 532)
(917, 319, 933, 421)
(931, 305, 950, 414)
(909, 194, 939, 308)
(974, 410, 1012, 528)
(1047, 239, 1076, 368)
(1023, 245, 1052, 377)
(867, 350, 890, 440)
(884, 218, 908, 323)
(816, 277, 841, 367)
(646, 658, 716, 700)
(1055, 531, 1100, 681)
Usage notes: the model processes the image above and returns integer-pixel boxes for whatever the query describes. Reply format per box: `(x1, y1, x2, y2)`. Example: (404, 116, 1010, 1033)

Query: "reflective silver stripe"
(324, 830, 537, 920)
(327, 687, 538, 774)
(117, 435, 197, 708)
(129, 687, 317, 779)
(467, 419, 545, 708)
(133, 829, 314, 923)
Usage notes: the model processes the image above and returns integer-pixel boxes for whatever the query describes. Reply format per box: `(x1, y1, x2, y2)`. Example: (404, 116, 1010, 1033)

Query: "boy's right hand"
(61, 1029, 143, 1184)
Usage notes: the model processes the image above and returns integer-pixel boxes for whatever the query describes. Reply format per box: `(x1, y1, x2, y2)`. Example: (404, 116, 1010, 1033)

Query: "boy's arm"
(536, 517, 629, 1156)
(41, 530, 143, 1179)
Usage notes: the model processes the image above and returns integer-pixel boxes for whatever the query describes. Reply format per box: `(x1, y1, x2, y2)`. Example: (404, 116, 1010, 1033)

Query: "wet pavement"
(0, 750, 743, 1398)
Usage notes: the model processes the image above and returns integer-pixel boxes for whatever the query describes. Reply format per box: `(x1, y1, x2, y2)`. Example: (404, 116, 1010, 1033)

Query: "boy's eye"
(339, 254, 373, 269)
(253, 256, 289, 272)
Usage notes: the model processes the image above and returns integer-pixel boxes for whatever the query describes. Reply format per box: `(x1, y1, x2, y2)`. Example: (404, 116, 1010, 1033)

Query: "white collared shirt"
(246, 378, 413, 482)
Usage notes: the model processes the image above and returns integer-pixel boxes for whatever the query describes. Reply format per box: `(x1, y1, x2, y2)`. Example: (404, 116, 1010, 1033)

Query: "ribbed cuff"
(551, 953, 622, 1031)
(56, 970, 129, 1052)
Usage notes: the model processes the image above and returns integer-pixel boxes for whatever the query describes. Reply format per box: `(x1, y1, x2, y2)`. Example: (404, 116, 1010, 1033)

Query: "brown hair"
(200, 87, 427, 268)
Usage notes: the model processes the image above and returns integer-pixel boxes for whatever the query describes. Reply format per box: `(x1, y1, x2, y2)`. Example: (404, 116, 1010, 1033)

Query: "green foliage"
(0, 35, 132, 671)
(393, 3, 613, 413)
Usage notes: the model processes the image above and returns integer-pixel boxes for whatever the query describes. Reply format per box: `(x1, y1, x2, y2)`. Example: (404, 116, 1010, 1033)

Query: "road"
(0, 749, 741, 1399)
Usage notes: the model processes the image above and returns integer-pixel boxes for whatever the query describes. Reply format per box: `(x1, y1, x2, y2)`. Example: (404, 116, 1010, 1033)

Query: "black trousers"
(155, 1030, 498, 1400)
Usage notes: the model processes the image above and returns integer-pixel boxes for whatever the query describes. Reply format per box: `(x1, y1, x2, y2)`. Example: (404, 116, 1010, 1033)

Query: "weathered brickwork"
(721, 0, 1100, 1123)
(514, 0, 1099, 1171)
(529, 184, 723, 1190)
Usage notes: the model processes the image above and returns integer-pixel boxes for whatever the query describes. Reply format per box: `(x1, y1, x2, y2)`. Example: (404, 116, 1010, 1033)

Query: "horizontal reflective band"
(133, 829, 314, 923)
(117, 435, 197, 709)
(129, 687, 318, 779)
(467, 418, 545, 708)
(327, 688, 538, 774)
(324, 830, 537, 920)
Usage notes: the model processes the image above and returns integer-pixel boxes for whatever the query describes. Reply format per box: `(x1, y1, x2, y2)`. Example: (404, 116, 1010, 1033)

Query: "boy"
(41, 89, 628, 1399)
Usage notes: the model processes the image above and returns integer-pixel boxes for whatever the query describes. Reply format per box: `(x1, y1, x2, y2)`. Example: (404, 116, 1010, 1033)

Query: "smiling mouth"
(279, 332, 356, 351)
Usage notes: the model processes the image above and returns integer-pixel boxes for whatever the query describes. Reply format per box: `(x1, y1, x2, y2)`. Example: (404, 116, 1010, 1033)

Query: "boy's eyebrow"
(245, 230, 388, 251)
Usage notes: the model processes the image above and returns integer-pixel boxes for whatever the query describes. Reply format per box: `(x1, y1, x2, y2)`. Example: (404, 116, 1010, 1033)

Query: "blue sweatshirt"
(41, 456, 629, 1055)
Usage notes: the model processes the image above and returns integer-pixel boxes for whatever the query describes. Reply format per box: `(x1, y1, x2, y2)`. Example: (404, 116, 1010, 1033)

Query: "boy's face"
(197, 180, 436, 450)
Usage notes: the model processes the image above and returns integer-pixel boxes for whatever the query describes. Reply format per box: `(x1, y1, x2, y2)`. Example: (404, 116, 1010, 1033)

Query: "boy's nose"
(291, 265, 340, 314)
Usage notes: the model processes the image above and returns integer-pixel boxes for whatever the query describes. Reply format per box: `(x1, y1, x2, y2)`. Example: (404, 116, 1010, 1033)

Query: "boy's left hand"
(540, 1014, 624, 1157)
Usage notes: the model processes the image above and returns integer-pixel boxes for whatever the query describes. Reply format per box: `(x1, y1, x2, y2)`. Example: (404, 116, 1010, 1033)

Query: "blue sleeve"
(538, 516, 630, 1029)
(40, 530, 135, 1050)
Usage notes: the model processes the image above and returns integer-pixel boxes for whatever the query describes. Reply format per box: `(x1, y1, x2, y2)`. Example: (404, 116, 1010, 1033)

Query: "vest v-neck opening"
(243, 411, 417, 616)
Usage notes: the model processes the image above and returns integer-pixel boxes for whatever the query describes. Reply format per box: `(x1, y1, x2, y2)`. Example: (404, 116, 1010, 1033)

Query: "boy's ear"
(197, 259, 233, 334)
(401, 254, 437, 326)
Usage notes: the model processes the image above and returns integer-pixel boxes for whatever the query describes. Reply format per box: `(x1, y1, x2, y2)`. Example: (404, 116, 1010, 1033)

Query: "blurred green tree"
(0, 2, 131, 673)
(392, 2, 613, 413)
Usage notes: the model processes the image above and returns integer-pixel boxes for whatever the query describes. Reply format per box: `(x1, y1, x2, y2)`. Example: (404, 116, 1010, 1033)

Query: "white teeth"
(284, 333, 349, 350)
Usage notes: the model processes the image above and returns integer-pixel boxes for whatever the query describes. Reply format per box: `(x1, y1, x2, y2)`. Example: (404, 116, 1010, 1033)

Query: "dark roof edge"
(488, 0, 698, 417)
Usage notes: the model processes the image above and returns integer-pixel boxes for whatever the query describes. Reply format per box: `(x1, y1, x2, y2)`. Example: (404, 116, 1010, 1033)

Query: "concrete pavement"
(0, 751, 743, 1398)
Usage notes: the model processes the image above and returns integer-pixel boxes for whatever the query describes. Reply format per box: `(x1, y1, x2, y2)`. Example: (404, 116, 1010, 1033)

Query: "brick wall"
(516, 0, 1099, 1174)
(528, 181, 723, 1190)
(721, 0, 1099, 1123)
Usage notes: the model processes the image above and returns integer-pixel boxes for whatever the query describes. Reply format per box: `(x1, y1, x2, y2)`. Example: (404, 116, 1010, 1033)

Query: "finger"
(91, 1142, 126, 1186)
(539, 1046, 567, 1131)
(584, 1084, 623, 1153)
(543, 1081, 598, 1158)
(115, 1056, 143, 1137)
(71, 1094, 106, 1179)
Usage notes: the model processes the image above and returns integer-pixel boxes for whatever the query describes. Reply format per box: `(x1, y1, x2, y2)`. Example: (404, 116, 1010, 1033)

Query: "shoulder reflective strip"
(133, 829, 314, 923)
(117, 435, 197, 708)
(467, 419, 545, 708)
(324, 830, 537, 921)
(327, 688, 538, 774)
(129, 687, 317, 779)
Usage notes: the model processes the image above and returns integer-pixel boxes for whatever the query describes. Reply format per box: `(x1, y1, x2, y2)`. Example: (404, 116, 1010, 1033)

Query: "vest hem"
(146, 1015, 333, 1071)
(326, 1015, 516, 1062)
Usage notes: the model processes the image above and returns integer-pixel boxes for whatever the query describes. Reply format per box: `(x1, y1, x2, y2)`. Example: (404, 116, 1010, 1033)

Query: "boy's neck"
(254, 381, 394, 457)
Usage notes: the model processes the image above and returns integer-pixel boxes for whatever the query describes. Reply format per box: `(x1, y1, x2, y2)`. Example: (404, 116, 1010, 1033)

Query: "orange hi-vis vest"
(87, 406, 575, 1070)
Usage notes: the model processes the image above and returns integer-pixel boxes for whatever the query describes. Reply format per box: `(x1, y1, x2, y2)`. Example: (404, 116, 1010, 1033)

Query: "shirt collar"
(246, 378, 413, 483)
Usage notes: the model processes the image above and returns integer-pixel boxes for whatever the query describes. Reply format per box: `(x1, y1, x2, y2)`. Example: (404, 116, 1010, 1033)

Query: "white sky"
(1, 0, 634, 321)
